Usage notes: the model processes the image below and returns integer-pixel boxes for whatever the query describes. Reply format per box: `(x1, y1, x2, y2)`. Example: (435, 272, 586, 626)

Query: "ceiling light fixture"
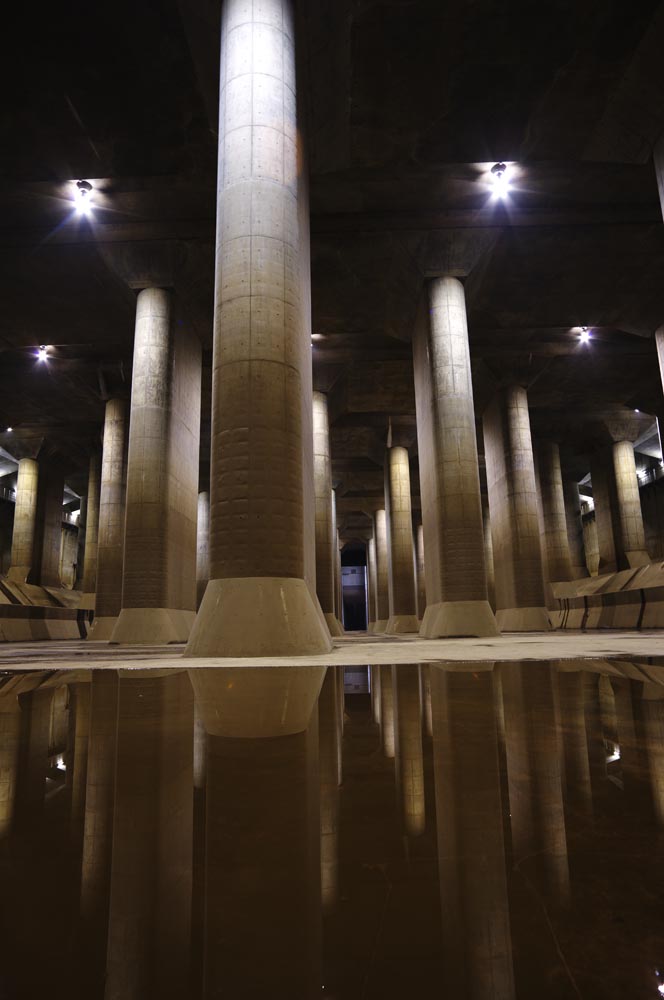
(73, 179, 93, 216)
(37, 345, 49, 362)
(5, 427, 12, 433)
(579, 327, 591, 344)
(490, 162, 510, 199)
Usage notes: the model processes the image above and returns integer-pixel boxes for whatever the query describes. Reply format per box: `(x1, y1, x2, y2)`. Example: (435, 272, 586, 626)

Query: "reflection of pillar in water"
(420, 665, 433, 740)
(104, 672, 193, 1000)
(319, 668, 341, 910)
(584, 673, 607, 805)
(430, 665, 515, 1000)
(500, 662, 569, 904)
(15, 687, 53, 832)
(394, 666, 425, 836)
(67, 682, 91, 854)
(370, 665, 382, 726)
(380, 664, 395, 758)
(610, 676, 650, 810)
(0, 696, 21, 843)
(556, 669, 593, 821)
(641, 685, 664, 826)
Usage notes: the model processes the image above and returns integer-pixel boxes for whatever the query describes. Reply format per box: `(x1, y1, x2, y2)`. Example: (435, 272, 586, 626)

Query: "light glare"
(73, 180, 94, 216)
(490, 162, 511, 200)
(37, 345, 48, 362)
(579, 327, 591, 344)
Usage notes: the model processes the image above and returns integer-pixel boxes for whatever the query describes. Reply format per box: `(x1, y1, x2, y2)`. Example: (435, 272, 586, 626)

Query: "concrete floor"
(1, 629, 663, 669)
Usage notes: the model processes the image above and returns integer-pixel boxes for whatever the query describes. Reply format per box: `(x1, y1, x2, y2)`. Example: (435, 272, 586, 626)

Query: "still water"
(1, 659, 664, 999)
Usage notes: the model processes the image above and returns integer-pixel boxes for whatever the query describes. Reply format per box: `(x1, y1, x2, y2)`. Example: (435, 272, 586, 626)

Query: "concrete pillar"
(500, 663, 569, 904)
(537, 442, 573, 584)
(415, 522, 426, 619)
(563, 479, 588, 578)
(414, 276, 498, 638)
(367, 536, 378, 630)
(0, 697, 21, 843)
(36, 464, 64, 587)
(313, 392, 343, 636)
(393, 666, 425, 836)
(88, 399, 126, 639)
(8, 458, 39, 583)
(589, 450, 618, 573)
(184, 0, 331, 658)
(556, 670, 593, 821)
(430, 666, 515, 999)
(188, 667, 324, 999)
(483, 386, 551, 631)
(379, 663, 395, 758)
(196, 491, 210, 610)
(104, 672, 193, 1000)
(319, 667, 341, 911)
(371, 509, 390, 632)
(656, 325, 664, 403)
(482, 495, 496, 610)
(81, 451, 101, 601)
(67, 682, 90, 855)
(583, 512, 600, 576)
(612, 440, 649, 568)
(79, 672, 119, 996)
(111, 288, 201, 644)
(584, 673, 607, 806)
(76, 494, 87, 589)
(384, 446, 419, 634)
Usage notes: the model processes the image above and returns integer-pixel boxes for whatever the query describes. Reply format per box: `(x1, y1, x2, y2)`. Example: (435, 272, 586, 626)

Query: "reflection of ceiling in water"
(0, 660, 663, 998)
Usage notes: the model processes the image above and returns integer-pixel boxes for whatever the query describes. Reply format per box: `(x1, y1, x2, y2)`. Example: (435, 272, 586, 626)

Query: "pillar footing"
(6, 567, 29, 584)
(324, 613, 344, 637)
(496, 607, 552, 632)
(87, 616, 118, 641)
(184, 577, 333, 657)
(385, 615, 420, 635)
(371, 620, 388, 634)
(420, 600, 499, 638)
(110, 608, 195, 645)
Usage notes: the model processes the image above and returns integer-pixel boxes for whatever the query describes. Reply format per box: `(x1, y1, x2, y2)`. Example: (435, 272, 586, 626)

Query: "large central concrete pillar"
(414, 277, 498, 637)
(537, 441, 573, 584)
(384, 446, 419, 634)
(81, 451, 101, 605)
(88, 399, 126, 640)
(371, 509, 390, 632)
(111, 288, 201, 644)
(612, 439, 649, 568)
(483, 386, 551, 631)
(8, 458, 39, 583)
(313, 392, 342, 636)
(185, 0, 330, 657)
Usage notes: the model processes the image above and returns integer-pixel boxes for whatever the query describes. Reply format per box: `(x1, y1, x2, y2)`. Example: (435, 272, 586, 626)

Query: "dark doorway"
(341, 543, 367, 631)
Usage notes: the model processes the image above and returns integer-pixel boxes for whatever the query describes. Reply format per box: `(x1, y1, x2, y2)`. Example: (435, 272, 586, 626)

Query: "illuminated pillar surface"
(37, 463, 64, 587)
(313, 392, 343, 636)
(8, 458, 39, 583)
(393, 666, 425, 836)
(483, 385, 551, 631)
(88, 398, 126, 639)
(537, 441, 573, 584)
(500, 663, 569, 903)
(196, 491, 210, 610)
(367, 536, 378, 631)
(430, 666, 515, 1000)
(111, 288, 202, 644)
(319, 667, 341, 911)
(104, 672, 193, 1000)
(589, 450, 618, 573)
(612, 440, 649, 568)
(371, 509, 390, 632)
(79, 672, 119, 997)
(379, 663, 395, 759)
(415, 522, 426, 620)
(384, 447, 419, 634)
(413, 276, 498, 637)
(81, 450, 101, 599)
(184, 0, 330, 657)
(482, 495, 496, 610)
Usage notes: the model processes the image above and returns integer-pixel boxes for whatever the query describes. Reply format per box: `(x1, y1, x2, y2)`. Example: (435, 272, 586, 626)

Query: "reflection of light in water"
(56, 754, 66, 771)
(606, 742, 621, 763)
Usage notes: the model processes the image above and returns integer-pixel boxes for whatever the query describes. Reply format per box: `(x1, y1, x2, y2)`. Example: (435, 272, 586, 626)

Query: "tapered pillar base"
(496, 607, 552, 632)
(420, 600, 499, 638)
(385, 614, 420, 635)
(371, 620, 388, 634)
(87, 616, 118, 641)
(184, 577, 333, 657)
(110, 608, 195, 645)
(324, 613, 344, 637)
(7, 566, 30, 583)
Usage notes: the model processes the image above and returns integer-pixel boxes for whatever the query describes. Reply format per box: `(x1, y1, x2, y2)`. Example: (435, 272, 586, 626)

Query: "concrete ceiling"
(3, 0, 664, 524)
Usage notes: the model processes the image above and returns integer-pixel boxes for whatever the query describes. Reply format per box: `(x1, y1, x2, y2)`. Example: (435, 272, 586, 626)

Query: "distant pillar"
(384, 447, 419, 634)
(612, 440, 649, 568)
(414, 276, 498, 638)
(88, 399, 126, 639)
(483, 386, 551, 631)
(313, 393, 343, 636)
(589, 450, 618, 573)
(563, 480, 588, 578)
(372, 509, 390, 632)
(537, 442, 573, 584)
(7, 458, 39, 583)
(36, 464, 64, 587)
(111, 288, 201, 644)
(367, 536, 378, 631)
(81, 451, 101, 600)
(196, 491, 210, 610)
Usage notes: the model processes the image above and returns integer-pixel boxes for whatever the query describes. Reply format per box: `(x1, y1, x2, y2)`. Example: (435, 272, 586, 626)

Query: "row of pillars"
(1, 662, 660, 997)
(6, 0, 663, 650)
